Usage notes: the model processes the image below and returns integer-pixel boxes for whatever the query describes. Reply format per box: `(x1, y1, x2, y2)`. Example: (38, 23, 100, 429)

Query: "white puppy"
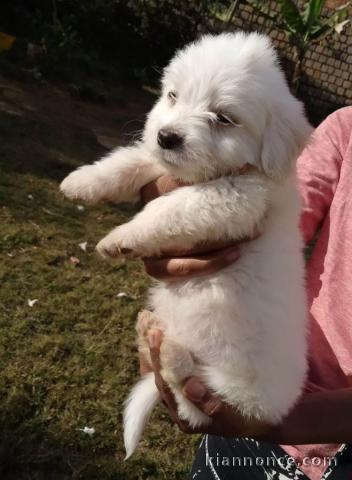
(60, 32, 312, 459)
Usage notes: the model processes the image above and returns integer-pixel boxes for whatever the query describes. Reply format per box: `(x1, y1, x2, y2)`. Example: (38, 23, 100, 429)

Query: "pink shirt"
(281, 106, 352, 479)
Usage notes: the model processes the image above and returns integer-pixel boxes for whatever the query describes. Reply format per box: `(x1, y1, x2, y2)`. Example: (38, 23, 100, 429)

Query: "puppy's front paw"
(96, 224, 142, 258)
(60, 166, 101, 204)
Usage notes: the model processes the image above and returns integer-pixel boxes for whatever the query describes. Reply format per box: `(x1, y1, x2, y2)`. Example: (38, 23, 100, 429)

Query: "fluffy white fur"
(60, 32, 312, 459)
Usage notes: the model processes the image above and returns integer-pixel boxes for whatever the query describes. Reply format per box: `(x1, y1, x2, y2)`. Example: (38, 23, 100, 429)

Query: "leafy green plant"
(245, 0, 351, 91)
(43, 18, 80, 53)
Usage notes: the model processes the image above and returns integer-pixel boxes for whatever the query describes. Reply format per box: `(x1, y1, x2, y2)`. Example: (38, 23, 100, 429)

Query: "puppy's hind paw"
(136, 310, 161, 337)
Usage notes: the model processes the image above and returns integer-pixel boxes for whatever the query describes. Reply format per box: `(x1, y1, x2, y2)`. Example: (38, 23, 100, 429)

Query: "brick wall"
(229, 1, 352, 123)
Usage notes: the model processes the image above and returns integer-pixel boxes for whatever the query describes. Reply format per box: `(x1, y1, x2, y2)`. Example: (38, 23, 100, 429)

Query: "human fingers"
(141, 175, 186, 204)
(143, 245, 241, 281)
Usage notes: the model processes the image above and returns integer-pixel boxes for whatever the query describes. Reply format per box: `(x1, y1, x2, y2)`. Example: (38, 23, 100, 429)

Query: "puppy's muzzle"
(157, 129, 183, 150)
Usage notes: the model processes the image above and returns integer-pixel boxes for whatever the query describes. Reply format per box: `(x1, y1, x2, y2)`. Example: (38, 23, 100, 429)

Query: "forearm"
(60, 144, 165, 204)
(136, 174, 271, 248)
(97, 173, 272, 258)
(259, 388, 352, 444)
(92, 146, 166, 203)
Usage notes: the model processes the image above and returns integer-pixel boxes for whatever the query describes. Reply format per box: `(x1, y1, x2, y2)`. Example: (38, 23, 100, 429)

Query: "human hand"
(146, 329, 270, 437)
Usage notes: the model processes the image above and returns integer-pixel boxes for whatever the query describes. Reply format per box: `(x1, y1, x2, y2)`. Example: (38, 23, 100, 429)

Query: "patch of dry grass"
(0, 75, 198, 480)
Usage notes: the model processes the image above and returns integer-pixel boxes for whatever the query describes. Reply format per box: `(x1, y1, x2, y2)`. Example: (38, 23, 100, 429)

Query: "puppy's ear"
(261, 100, 312, 179)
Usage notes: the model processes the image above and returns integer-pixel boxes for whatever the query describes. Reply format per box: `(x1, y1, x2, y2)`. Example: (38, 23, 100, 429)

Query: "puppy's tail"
(123, 372, 160, 459)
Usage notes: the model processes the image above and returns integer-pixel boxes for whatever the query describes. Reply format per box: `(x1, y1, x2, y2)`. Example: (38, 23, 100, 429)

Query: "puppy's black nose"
(157, 129, 183, 150)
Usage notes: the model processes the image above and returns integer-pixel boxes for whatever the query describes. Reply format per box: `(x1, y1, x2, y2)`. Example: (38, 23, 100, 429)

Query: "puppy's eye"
(167, 91, 177, 105)
(215, 113, 236, 126)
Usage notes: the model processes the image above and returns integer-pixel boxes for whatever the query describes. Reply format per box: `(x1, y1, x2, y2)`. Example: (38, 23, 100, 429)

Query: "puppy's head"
(144, 32, 312, 183)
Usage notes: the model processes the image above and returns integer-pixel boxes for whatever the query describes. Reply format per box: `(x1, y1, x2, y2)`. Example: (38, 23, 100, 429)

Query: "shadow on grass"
(0, 74, 194, 480)
(0, 73, 153, 183)
(0, 108, 105, 182)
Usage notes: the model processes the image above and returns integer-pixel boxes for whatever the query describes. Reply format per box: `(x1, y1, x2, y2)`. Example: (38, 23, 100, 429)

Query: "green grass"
(0, 74, 198, 479)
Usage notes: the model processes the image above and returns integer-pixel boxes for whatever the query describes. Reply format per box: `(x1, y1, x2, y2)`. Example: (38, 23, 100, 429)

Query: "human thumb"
(183, 377, 222, 416)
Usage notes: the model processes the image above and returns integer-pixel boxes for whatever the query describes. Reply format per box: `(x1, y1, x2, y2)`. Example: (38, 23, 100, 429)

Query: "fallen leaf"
(78, 426, 95, 436)
(28, 299, 38, 307)
(79, 241, 88, 252)
(117, 292, 128, 298)
(69, 256, 80, 265)
(116, 292, 135, 300)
